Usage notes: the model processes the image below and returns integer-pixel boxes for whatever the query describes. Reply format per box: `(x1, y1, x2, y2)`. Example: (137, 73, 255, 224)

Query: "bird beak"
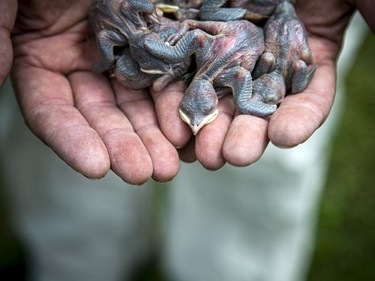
(179, 109, 219, 136)
(155, 3, 180, 13)
(191, 124, 202, 136)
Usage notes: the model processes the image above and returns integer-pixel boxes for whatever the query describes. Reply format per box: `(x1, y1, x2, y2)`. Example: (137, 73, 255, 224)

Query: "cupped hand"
(153, 0, 367, 170)
(5, 0, 374, 180)
(10, 0, 180, 184)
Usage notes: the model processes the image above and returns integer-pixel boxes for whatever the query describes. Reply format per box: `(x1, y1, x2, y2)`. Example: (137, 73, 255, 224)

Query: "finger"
(268, 59, 336, 147)
(0, 0, 17, 86)
(223, 114, 270, 166)
(195, 95, 234, 170)
(69, 72, 154, 185)
(113, 80, 180, 182)
(12, 65, 110, 179)
(150, 80, 192, 148)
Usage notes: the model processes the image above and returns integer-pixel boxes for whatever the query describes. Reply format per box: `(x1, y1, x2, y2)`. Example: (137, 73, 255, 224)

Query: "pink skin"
(5, 0, 179, 184)
(230, 0, 297, 17)
(0, 0, 374, 180)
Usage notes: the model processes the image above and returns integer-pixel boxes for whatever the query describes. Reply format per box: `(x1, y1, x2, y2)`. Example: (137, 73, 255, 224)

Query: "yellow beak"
(179, 109, 219, 135)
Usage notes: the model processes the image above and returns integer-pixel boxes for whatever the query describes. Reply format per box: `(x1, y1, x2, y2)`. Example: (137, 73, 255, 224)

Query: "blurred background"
(0, 27, 374, 281)
(306, 29, 375, 280)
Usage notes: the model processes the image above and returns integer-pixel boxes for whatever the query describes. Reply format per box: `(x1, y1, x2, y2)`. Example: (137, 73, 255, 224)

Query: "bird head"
(179, 79, 219, 135)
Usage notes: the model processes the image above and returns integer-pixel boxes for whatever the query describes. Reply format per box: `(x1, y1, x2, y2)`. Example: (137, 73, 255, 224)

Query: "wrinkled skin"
(154, 0, 202, 20)
(6, 0, 181, 184)
(91, 0, 173, 75)
(198, 0, 247, 21)
(145, 19, 268, 135)
(251, 1, 317, 110)
(156, 0, 297, 22)
(155, 0, 247, 21)
(230, 0, 297, 21)
(1, 0, 374, 177)
(113, 17, 192, 91)
(91, 0, 191, 91)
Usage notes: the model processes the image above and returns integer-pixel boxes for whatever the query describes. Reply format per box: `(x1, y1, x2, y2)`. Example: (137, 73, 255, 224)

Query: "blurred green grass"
(0, 32, 374, 281)
(0, 173, 27, 279)
(307, 32, 375, 280)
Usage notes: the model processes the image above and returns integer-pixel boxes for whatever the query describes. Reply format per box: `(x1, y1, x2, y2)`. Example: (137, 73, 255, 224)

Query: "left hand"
(153, 0, 357, 170)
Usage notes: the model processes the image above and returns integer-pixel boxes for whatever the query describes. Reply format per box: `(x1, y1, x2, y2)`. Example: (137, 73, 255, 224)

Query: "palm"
(11, 0, 180, 184)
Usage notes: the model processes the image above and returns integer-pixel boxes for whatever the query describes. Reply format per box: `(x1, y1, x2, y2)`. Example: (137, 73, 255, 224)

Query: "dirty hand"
(9, 0, 180, 184)
(158, 0, 374, 170)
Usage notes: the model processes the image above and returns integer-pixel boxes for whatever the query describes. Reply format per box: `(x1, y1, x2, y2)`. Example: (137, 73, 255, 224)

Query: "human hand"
(153, 0, 372, 170)
(0, 0, 17, 86)
(10, 0, 180, 184)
